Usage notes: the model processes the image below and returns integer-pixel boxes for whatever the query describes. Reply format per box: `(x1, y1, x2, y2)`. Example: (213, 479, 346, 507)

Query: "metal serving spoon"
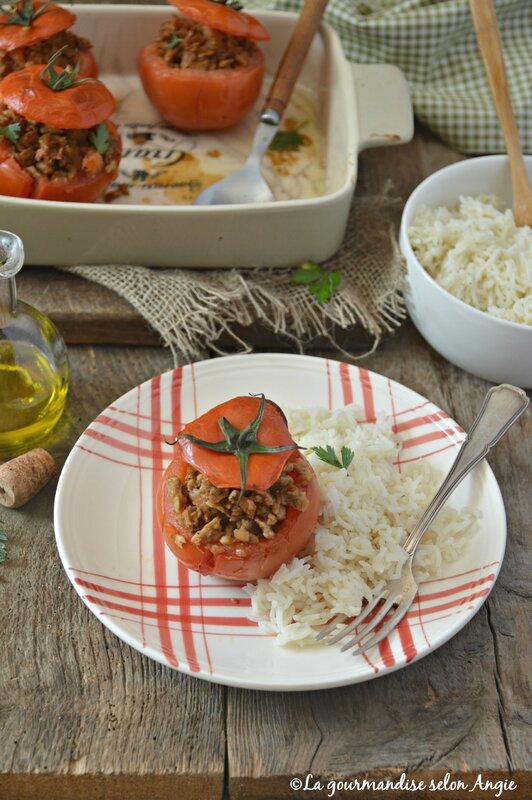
(469, 0, 532, 226)
(194, 0, 329, 206)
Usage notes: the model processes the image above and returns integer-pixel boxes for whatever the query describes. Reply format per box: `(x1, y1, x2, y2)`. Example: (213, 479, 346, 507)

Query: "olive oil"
(0, 340, 68, 455)
(0, 230, 69, 457)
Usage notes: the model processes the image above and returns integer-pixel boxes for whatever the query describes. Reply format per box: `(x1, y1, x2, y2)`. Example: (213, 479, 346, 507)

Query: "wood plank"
(14, 124, 460, 352)
(2, 112, 530, 798)
(0, 347, 225, 800)
(16, 268, 162, 346)
(1, 335, 529, 797)
(16, 265, 378, 353)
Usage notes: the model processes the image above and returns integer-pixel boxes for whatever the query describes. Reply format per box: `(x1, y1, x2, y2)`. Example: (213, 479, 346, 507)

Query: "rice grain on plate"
(246, 405, 480, 645)
(408, 194, 532, 326)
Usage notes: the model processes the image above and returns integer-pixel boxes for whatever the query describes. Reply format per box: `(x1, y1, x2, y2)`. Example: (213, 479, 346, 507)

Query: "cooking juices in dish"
(158, 394, 320, 581)
(0, 0, 97, 78)
(0, 50, 121, 201)
(138, 0, 270, 131)
(115, 86, 324, 204)
(116, 91, 324, 204)
(0, 4, 326, 205)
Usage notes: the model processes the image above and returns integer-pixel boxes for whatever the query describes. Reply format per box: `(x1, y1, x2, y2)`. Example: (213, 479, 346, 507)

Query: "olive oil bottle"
(0, 231, 69, 457)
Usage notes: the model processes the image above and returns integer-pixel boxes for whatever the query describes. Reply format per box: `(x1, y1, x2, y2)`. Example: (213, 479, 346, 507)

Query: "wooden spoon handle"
(468, 0, 532, 227)
(263, 0, 329, 120)
(468, 0, 521, 159)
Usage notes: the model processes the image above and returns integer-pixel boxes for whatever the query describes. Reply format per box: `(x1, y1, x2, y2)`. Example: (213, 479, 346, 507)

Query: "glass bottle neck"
(0, 276, 17, 327)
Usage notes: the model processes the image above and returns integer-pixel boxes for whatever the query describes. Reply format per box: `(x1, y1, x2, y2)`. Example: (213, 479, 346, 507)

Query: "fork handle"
(262, 0, 329, 122)
(403, 384, 529, 555)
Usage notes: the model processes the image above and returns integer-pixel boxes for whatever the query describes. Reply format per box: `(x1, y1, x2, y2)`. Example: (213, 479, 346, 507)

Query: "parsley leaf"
(339, 446, 355, 469)
(308, 271, 342, 304)
(311, 445, 355, 470)
(292, 260, 342, 304)
(292, 262, 324, 285)
(269, 128, 306, 153)
(0, 531, 7, 564)
(90, 122, 109, 155)
(168, 31, 182, 49)
(0, 122, 20, 144)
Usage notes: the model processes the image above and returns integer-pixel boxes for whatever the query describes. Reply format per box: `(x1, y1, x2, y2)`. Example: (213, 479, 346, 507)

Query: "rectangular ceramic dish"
(0, 5, 413, 267)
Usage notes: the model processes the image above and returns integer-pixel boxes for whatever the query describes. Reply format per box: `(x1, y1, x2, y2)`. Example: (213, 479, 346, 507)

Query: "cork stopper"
(0, 448, 57, 508)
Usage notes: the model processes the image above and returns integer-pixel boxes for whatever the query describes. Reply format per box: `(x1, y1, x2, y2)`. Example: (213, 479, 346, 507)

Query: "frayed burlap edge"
(58, 191, 407, 365)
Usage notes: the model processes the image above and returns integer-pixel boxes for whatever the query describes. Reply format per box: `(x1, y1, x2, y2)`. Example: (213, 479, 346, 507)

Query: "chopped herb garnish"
(0, 0, 49, 27)
(269, 126, 306, 153)
(291, 261, 323, 285)
(0, 531, 7, 564)
(167, 31, 182, 49)
(90, 122, 109, 155)
(176, 393, 297, 501)
(308, 271, 342, 304)
(39, 47, 92, 91)
(292, 260, 342, 304)
(311, 445, 355, 470)
(0, 122, 20, 143)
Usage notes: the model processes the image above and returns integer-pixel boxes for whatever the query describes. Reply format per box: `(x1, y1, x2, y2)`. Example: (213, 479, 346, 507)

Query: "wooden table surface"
(1, 73, 531, 800)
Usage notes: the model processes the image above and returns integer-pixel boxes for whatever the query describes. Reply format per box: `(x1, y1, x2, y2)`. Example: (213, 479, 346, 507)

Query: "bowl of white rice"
(399, 155, 532, 388)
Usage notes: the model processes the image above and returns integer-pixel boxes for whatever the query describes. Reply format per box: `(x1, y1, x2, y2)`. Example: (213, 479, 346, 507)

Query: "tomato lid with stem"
(175, 394, 298, 494)
(0, 0, 75, 52)
(0, 49, 115, 129)
(168, 0, 270, 42)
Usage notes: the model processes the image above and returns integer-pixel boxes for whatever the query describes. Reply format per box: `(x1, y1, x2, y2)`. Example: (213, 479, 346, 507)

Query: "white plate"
(54, 354, 506, 691)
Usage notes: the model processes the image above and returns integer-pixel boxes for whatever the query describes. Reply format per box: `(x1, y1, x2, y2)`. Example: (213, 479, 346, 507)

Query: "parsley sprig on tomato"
(158, 394, 320, 581)
(138, 0, 270, 131)
(0, 0, 97, 79)
(0, 49, 121, 202)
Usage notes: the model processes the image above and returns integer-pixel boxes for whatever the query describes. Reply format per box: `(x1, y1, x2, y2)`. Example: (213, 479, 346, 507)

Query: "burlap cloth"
(58, 0, 532, 364)
(60, 192, 406, 365)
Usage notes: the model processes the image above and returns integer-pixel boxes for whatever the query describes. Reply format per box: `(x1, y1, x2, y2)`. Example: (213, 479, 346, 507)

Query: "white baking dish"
(0, 5, 413, 267)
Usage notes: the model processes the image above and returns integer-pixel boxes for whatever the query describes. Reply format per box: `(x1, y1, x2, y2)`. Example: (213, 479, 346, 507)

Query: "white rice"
(245, 404, 480, 645)
(408, 194, 532, 326)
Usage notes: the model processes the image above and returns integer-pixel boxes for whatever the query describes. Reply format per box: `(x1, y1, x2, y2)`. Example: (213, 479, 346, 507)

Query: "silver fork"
(316, 383, 529, 656)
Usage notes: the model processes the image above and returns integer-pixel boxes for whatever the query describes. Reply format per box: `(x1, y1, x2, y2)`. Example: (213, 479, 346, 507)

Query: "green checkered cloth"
(247, 0, 532, 154)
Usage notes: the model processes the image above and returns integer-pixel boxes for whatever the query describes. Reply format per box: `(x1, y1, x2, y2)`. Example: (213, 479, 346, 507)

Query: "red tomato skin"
(138, 42, 264, 131)
(78, 48, 98, 79)
(158, 451, 321, 582)
(0, 121, 121, 202)
(168, 0, 270, 41)
(0, 141, 33, 196)
(0, 64, 115, 129)
(32, 164, 116, 202)
(0, 2, 75, 52)
(178, 395, 297, 492)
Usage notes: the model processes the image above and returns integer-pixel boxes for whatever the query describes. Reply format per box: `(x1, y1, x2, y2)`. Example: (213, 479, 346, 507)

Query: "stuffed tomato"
(0, 51, 121, 202)
(158, 394, 320, 582)
(138, 0, 270, 131)
(0, 0, 97, 79)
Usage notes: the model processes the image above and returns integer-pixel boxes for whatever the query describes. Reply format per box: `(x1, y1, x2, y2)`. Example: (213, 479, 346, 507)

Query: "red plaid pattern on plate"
(54, 354, 506, 691)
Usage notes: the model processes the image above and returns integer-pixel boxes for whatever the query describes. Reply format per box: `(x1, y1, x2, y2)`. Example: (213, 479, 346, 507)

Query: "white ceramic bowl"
(400, 155, 532, 389)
